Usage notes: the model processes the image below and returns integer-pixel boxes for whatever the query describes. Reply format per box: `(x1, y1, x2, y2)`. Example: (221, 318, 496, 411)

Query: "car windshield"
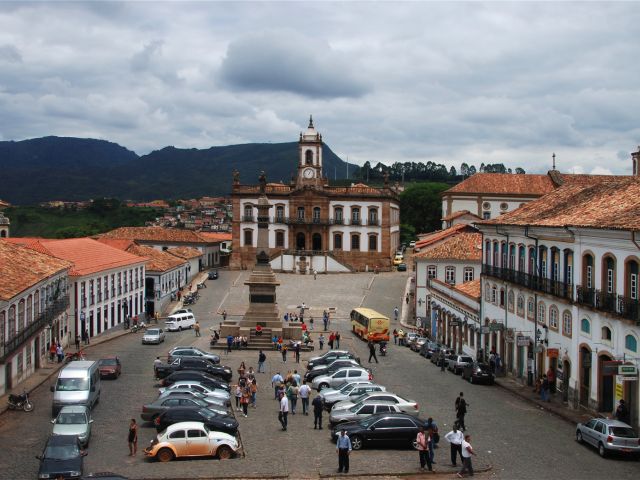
(146, 329, 160, 335)
(56, 378, 88, 391)
(609, 426, 637, 438)
(56, 413, 86, 425)
(192, 398, 208, 406)
(44, 444, 79, 460)
(99, 359, 118, 366)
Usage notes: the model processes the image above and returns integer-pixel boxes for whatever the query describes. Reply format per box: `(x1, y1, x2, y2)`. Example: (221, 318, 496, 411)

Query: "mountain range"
(0, 136, 354, 204)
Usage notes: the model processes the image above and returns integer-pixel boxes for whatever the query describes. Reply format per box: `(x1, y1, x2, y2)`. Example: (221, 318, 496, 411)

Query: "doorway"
(562, 360, 571, 403)
(599, 354, 614, 413)
(5, 363, 11, 390)
(580, 346, 591, 408)
(34, 336, 40, 369)
(312, 233, 322, 251)
(296, 233, 306, 250)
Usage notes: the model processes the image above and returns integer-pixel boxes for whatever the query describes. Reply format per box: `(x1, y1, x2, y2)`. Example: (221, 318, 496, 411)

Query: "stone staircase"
(211, 327, 315, 351)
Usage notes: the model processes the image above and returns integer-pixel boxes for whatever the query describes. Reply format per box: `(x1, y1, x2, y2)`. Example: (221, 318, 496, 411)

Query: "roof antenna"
(552, 152, 556, 170)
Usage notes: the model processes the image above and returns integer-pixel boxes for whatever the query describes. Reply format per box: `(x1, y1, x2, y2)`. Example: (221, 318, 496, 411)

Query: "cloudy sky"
(1, 2, 639, 174)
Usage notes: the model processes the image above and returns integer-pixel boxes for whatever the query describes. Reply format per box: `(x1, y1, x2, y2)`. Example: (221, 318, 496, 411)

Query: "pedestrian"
(336, 429, 352, 474)
(250, 378, 258, 408)
(313, 269, 317, 280)
(615, 399, 630, 424)
(222, 310, 227, 321)
(234, 383, 242, 411)
(240, 385, 250, 417)
(294, 342, 301, 363)
(293, 369, 302, 386)
(323, 315, 328, 332)
(258, 350, 266, 373)
(457, 434, 476, 478)
(278, 391, 289, 431)
(48, 342, 56, 362)
(392, 329, 398, 344)
(127, 418, 138, 456)
(238, 361, 246, 378)
(309, 316, 314, 330)
(281, 344, 288, 362)
(312, 393, 324, 429)
(393, 306, 399, 322)
(84, 329, 90, 345)
(74, 335, 80, 350)
(547, 366, 556, 393)
(153, 356, 162, 379)
(425, 417, 439, 462)
(368, 340, 379, 364)
(335, 332, 341, 349)
(406, 293, 409, 304)
(416, 426, 433, 472)
(194, 321, 201, 337)
(445, 423, 464, 467)
(455, 392, 468, 431)
(226, 334, 233, 354)
(56, 344, 64, 363)
(299, 381, 311, 415)
(489, 351, 496, 374)
(318, 334, 325, 350)
(328, 332, 335, 349)
(272, 372, 283, 399)
(287, 381, 298, 414)
(154, 311, 160, 324)
(540, 374, 550, 402)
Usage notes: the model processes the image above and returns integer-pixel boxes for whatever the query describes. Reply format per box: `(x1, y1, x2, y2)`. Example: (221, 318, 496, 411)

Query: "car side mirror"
(50, 419, 55, 424)
(50, 386, 55, 392)
(89, 419, 94, 424)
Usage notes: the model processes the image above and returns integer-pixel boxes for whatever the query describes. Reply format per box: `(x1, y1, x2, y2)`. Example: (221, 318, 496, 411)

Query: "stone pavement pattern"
(0, 271, 637, 479)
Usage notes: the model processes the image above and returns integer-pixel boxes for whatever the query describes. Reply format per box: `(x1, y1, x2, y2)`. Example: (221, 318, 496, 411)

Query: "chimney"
(633, 146, 640, 176)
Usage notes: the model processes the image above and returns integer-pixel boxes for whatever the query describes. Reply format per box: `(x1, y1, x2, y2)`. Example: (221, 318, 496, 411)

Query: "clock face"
(303, 168, 315, 178)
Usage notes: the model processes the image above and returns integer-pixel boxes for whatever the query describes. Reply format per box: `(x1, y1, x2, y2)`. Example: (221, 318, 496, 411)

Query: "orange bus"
(350, 308, 390, 342)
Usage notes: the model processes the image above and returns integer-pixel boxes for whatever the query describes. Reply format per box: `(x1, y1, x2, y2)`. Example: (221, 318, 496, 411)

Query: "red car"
(98, 357, 122, 379)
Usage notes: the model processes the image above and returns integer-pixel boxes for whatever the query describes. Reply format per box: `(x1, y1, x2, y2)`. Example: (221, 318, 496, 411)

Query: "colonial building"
(477, 173, 640, 429)
(0, 241, 71, 395)
(0, 199, 10, 238)
(231, 118, 401, 272)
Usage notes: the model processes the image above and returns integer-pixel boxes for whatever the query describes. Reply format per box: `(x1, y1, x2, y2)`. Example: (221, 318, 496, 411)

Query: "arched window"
(491, 285, 497, 303)
(305, 149, 313, 165)
(493, 242, 499, 267)
(484, 283, 491, 301)
(562, 311, 572, 337)
(581, 318, 591, 335)
(549, 305, 559, 329)
(351, 207, 361, 225)
(8, 305, 16, 339)
(368, 208, 378, 225)
(528, 247, 536, 275)
(313, 207, 321, 223)
(517, 295, 525, 317)
(626, 258, 639, 300)
(368, 235, 378, 251)
(34, 291, 40, 316)
(350, 233, 360, 250)
(602, 255, 616, 294)
(507, 291, 514, 312)
(334, 207, 343, 223)
(583, 253, 594, 289)
(509, 244, 516, 269)
(499, 288, 505, 307)
(243, 205, 253, 221)
(485, 241, 491, 265)
(297, 207, 305, 220)
(26, 295, 33, 324)
(18, 299, 25, 329)
(275, 206, 284, 222)
(625, 334, 638, 352)
(527, 297, 535, 319)
(275, 231, 285, 248)
(537, 301, 545, 324)
(518, 245, 525, 271)
(601, 326, 612, 341)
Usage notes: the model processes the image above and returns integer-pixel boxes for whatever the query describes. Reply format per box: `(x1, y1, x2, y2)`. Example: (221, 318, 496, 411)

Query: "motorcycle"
(131, 322, 146, 333)
(379, 342, 387, 357)
(7, 390, 34, 412)
(65, 350, 86, 363)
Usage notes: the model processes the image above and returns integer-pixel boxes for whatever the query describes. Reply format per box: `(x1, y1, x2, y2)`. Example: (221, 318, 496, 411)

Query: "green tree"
(399, 182, 449, 234)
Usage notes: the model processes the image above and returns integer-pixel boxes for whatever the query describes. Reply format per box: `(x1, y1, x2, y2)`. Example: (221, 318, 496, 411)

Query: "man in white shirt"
(457, 434, 476, 478)
(444, 423, 464, 467)
(298, 381, 311, 415)
(279, 391, 289, 431)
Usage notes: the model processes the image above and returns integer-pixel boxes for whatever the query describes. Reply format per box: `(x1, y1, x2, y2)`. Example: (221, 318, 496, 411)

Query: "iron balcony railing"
(0, 296, 70, 362)
(576, 286, 640, 323)
(482, 264, 573, 301)
(241, 215, 254, 222)
(239, 216, 380, 227)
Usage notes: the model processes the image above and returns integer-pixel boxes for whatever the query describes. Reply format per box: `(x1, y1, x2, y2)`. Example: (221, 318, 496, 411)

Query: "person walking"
(323, 311, 329, 331)
(240, 385, 250, 417)
(250, 378, 258, 408)
(74, 335, 81, 351)
(258, 350, 266, 373)
(299, 381, 311, 415)
(153, 356, 163, 379)
(271, 372, 283, 400)
(294, 343, 301, 363)
(313, 269, 317, 280)
(194, 321, 201, 337)
(281, 344, 288, 363)
(416, 426, 433, 472)
(287, 381, 298, 415)
(318, 334, 325, 350)
(335, 332, 341, 349)
(444, 423, 464, 467)
(226, 334, 233, 354)
(392, 329, 398, 344)
(455, 392, 468, 431)
(222, 310, 227, 321)
(425, 417, 438, 463)
(393, 306, 399, 322)
(127, 418, 138, 456)
(457, 434, 476, 478)
(309, 316, 314, 330)
(368, 340, 379, 364)
(540, 374, 550, 402)
(278, 391, 289, 431)
(56, 344, 64, 363)
(336, 429, 352, 474)
(312, 393, 324, 429)
(84, 329, 90, 345)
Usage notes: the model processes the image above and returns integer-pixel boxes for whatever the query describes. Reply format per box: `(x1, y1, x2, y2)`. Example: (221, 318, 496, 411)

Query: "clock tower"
(297, 115, 324, 187)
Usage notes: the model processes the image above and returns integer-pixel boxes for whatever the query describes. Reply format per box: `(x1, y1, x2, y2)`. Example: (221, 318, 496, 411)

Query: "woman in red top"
(328, 332, 335, 349)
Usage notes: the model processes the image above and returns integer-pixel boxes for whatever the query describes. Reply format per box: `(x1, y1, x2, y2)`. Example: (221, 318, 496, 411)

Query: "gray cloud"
(0, 44, 21, 63)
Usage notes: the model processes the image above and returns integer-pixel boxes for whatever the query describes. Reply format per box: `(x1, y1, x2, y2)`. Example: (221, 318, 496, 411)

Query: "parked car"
(404, 332, 419, 346)
(154, 407, 238, 435)
(156, 389, 230, 410)
(154, 358, 232, 381)
(320, 382, 386, 410)
(419, 341, 441, 358)
(306, 350, 359, 370)
(393, 255, 404, 266)
(409, 241, 416, 248)
(330, 401, 402, 425)
(160, 371, 230, 392)
(208, 270, 218, 280)
(331, 392, 420, 415)
(447, 355, 474, 374)
(304, 359, 361, 382)
(576, 418, 640, 458)
(97, 357, 121, 379)
(145, 422, 239, 461)
(51, 406, 93, 448)
(409, 337, 428, 352)
(141, 394, 228, 422)
(159, 381, 231, 403)
(142, 328, 165, 345)
(330, 413, 427, 450)
(37, 434, 87, 480)
(396, 263, 407, 272)
(461, 362, 495, 385)
(168, 346, 220, 364)
(312, 368, 372, 391)
(430, 348, 454, 366)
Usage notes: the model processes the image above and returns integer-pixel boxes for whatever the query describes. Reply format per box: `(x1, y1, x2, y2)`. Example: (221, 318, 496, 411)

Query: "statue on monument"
(259, 170, 267, 194)
(232, 168, 240, 184)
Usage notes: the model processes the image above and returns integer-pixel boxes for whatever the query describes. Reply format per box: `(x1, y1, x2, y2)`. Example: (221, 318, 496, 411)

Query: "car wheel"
(319, 383, 330, 391)
(350, 435, 363, 450)
(217, 445, 233, 459)
(411, 438, 419, 449)
(157, 447, 174, 463)
(576, 431, 583, 443)
(178, 326, 182, 331)
(598, 443, 607, 458)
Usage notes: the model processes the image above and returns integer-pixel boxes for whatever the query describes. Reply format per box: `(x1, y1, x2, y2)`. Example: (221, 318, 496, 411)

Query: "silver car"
(331, 392, 420, 415)
(576, 418, 640, 458)
(330, 400, 401, 425)
(142, 328, 165, 345)
(158, 382, 231, 404)
(312, 368, 372, 391)
(321, 382, 386, 410)
(50, 405, 93, 447)
(168, 346, 220, 364)
(156, 389, 230, 410)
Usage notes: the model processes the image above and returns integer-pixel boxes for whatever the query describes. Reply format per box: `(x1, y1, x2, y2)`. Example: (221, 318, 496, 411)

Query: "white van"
(51, 360, 101, 416)
(165, 312, 196, 332)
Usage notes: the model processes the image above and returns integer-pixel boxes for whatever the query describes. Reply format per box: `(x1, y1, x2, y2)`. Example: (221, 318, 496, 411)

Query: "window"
(537, 301, 545, 324)
(275, 231, 285, 248)
(483, 212, 490, 220)
(603, 256, 615, 294)
(508, 291, 514, 312)
(517, 296, 525, 316)
(334, 233, 343, 250)
(26, 295, 32, 324)
(625, 334, 638, 352)
(351, 207, 361, 224)
(583, 253, 594, 289)
(482, 202, 491, 210)
(334, 207, 343, 223)
(562, 311, 572, 336)
(527, 297, 535, 319)
(243, 205, 253, 220)
(601, 326, 612, 341)
(368, 235, 377, 251)
(491, 285, 497, 303)
(297, 207, 305, 220)
(168, 430, 186, 439)
(305, 149, 313, 164)
(518, 246, 525, 271)
(351, 234, 360, 250)
(549, 306, 559, 329)
(427, 266, 437, 280)
(445, 267, 456, 285)
(313, 207, 321, 222)
(8, 306, 15, 339)
(81, 282, 86, 308)
(509, 245, 515, 269)
(499, 288, 505, 307)
(581, 318, 591, 335)
(275, 206, 284, 221)
(463, 267, 474, 282)
(243, 230, 253, 246)
(484, 283, 491, 301)
(627, 259, 639, 300)
(368, 208, 378, 225)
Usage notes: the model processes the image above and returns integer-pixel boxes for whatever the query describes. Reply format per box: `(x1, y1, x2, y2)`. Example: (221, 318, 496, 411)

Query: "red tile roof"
(414, 232, 483, 261)
(0, 240, 72, 300)
(441, 210, 481, 222)
(124, 244, 187, 273)
(444, 173, 556, 196)
(454, 279, 481, 299)
(414, 224, 475, 250)
(197, 232, 232, 242)
(167, 246, 203, 260)
(480, 176, 640, 230)
(99, 227, 219, 244)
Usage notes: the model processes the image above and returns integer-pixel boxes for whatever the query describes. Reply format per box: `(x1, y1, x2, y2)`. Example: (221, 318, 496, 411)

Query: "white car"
(142, 328, 165, 345)
(311, 367, 372, 391)
(321, 382, 386, 410)
(331, 392, 420, 415)
(144, 421, 239, 461)
(159, 382, 231, 403)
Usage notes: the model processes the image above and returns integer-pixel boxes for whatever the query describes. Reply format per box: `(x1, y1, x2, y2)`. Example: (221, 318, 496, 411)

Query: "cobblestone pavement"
(0, 270, 638, 479)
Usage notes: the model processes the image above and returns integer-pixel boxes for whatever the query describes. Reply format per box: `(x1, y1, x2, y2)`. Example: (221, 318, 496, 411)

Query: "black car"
(208, 270, 218, 280)
(155, 358, 233, 381)
(306, 351, 359, 370)
(330, 413, 427, 450)
(37, 434, 86, 480)
(161, 370, 230, 392)
(304, 359, 361, 382)
(155, 407, 239, 435)
(461, 362, 495, 385)
(419, 341, 440, 359)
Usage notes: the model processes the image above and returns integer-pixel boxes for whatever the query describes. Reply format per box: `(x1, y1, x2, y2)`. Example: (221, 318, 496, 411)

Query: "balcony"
(242, 215, 255, 222)
(576, 286, 640, 323)
(0, 296, 69, 362)
(482, 264, 573, 301)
